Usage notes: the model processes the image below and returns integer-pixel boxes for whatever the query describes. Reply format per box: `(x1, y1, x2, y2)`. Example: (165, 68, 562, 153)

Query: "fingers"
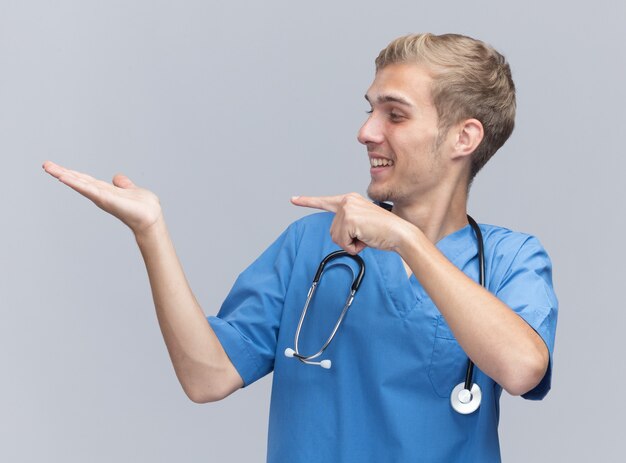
(336, 236, 367, 255)
(350, 240, 368, 255)
(42, 160, 66, 179)
(292, 193, 371, 253)
(292, 192, 397, 254)
(42, 161, 96, 183)
(43, 161, 136, 193)
(112, 174, 136, 189)
(55, 169, 103, 201)
(43, 161, 114, 204)
(329, 218, 369, 255)
(290, 195, 346, 212)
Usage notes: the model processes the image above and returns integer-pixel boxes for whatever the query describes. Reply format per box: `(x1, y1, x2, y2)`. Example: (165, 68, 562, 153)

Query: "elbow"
(183, 382, 236, 404)
(172, 353, 244, 404)
(179, 365, 243, 404)
(186, 390, 211, 404)
(501, 349, 549, 396)
(185, 388, 223, 404)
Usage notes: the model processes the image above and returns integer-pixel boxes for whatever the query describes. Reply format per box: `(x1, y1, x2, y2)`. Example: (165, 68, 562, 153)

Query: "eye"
(389, 111, 404, 122)
(365, 109, 373, 115)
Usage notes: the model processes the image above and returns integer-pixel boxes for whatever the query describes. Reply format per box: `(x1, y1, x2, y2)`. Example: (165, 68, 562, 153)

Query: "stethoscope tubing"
(290, 250, 365, 365)
(464, 215, 484, 391)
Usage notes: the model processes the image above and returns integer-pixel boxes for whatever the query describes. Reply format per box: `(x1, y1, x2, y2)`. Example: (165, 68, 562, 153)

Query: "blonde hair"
(376, 33, 516, 180)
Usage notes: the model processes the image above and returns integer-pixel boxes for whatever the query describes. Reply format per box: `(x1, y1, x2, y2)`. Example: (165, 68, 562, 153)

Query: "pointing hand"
(291, 193, 412, 254)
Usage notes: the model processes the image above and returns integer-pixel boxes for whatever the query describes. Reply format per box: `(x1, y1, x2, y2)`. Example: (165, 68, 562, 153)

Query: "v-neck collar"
(367, 223, 478, 318)
(434, 223, 475, 265)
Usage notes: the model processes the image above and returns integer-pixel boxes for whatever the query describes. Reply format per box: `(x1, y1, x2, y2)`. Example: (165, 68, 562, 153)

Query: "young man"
(44, 33, 557, 462)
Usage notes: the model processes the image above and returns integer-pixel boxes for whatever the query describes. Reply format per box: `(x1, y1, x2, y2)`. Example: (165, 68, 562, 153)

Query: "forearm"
(135, 216, 243, 402)
(397, 225, 549, 395)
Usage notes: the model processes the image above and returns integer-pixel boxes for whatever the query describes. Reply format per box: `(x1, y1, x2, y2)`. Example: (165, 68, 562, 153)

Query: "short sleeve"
(494, 236, 558, 400)
(207, 222, 300, 386)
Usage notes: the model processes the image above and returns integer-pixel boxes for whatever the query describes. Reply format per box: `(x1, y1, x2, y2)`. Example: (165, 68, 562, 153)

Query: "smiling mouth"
(370, 158, 394, 167)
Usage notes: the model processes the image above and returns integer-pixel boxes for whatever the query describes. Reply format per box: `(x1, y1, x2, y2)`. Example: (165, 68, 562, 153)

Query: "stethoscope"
(284, 250, 365, 369)
(284, 210, 485, 415)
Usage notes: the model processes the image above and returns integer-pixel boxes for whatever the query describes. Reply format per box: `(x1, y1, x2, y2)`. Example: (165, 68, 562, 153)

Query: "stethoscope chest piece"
(450, 382, 482, 415)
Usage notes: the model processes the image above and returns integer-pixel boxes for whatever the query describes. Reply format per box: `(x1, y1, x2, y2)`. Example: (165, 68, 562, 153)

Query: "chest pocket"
(428, 315, 469, 398)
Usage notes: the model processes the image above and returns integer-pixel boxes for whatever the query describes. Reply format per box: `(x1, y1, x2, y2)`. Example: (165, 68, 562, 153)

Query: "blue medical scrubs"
(208, 212, 558, 463)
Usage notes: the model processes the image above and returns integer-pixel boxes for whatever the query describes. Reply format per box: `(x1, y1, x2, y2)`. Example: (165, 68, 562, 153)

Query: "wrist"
(393, 221, 419, 255)
(134, 213, 168, 248)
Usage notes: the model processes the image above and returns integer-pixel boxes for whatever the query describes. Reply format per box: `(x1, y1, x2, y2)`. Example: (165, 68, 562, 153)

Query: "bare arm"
(43, 161, 243, 403)
(291, 193, 549, 396)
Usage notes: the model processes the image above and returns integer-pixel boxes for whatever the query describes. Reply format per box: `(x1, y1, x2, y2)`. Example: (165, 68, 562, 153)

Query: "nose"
(357, 113, 384, 146)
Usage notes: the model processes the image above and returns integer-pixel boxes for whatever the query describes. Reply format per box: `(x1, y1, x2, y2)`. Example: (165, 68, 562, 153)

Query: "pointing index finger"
(291, 195, 343, 212)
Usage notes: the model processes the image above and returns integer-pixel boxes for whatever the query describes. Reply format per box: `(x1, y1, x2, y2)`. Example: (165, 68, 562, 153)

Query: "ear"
(451, 118, 484, 160)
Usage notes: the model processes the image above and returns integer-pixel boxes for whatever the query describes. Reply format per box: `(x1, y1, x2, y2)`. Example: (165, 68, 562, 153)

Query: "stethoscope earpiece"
(450, 382, 482, 415)
(284, 347, 333, 369)
(284, 250, 365, 371)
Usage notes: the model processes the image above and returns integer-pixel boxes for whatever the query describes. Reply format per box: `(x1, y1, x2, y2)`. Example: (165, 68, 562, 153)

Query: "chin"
(367, 185, 393, 203)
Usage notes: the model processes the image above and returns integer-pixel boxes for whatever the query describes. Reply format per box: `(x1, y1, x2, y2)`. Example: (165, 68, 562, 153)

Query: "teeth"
(370, 158, 394, 167)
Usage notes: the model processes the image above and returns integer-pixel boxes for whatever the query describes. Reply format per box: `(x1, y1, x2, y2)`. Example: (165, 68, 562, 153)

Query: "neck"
(391, 181, 469, 244)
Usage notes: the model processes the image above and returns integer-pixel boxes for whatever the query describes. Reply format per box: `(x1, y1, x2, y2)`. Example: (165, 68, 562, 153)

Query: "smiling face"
(359, 63, 451, 207)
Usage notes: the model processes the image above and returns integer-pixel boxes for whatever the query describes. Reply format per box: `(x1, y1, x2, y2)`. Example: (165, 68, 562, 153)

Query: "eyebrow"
(364, 93, 413, 107)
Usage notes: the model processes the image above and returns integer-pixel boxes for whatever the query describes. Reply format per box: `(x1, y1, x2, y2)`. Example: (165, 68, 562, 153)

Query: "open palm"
(43, 161, 163, 234)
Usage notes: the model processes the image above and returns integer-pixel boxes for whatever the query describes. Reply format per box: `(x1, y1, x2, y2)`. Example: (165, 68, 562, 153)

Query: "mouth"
(369, 156, 394, 178)
(369, 157, 395, 168)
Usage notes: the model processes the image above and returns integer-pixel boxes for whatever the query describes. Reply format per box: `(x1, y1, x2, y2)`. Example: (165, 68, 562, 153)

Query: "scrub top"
(208, 212, 558, 463)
